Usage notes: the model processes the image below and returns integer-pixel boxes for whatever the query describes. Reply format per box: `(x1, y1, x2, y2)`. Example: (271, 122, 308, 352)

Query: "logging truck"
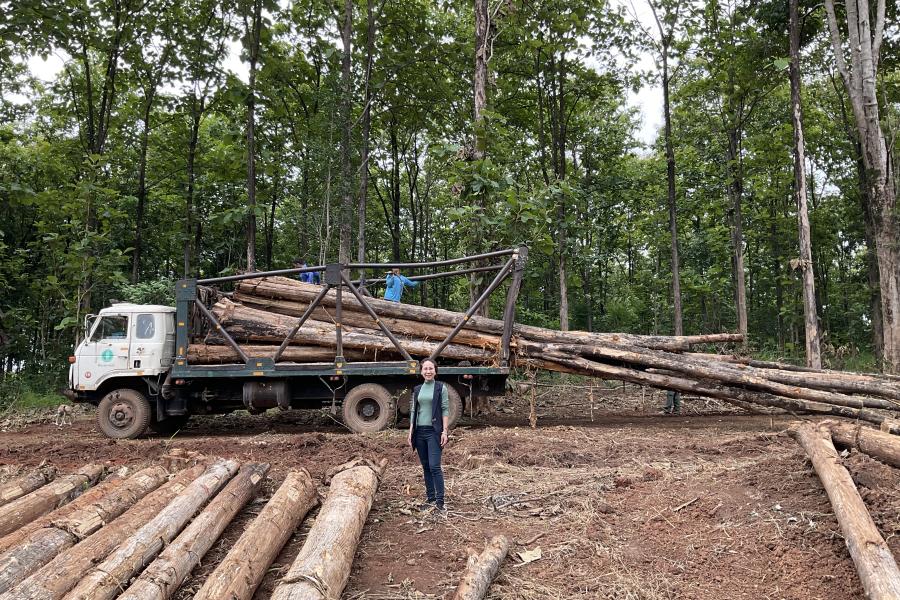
(65, 248, 527, 439)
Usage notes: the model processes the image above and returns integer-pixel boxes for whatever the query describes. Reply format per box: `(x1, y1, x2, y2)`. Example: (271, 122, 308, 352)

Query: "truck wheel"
(342, 384, 395, 434)
(97, 389, 151, 439)
(446, 384, 463, 429)
(149, 415, 190, 436)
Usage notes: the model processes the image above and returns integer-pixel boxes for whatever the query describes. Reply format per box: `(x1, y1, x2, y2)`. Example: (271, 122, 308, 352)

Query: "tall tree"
(337, 0, 353, 265)
(789, 0, 821, 368)
(646, 0, 686, 336)
(243, 0, 264, 272)
(823, 0, 898, 372)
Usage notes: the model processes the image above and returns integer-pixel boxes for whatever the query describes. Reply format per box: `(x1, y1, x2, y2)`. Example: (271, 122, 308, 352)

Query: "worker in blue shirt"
(383, 267, 418, 302)
(293, 259, 320, 285)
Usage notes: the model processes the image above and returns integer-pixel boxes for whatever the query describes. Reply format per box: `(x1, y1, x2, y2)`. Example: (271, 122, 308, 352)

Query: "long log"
(0, 467, 168, 594)
(828, 422, 900, 468)
(188, 344, 375, 364)
(0, 464, 103, 538)
(209, 299, 495, 363)
(0, 465, 205, 600)
(789, 423, 900, 599)
(118, 462, 270, 600)
(450, 535, 509, 600)
(536, 355, 891, 427)
(271, 458, 388, 600)
(538, 344, 900, 411)
(193, 468, 319, 600)
(0, 467, 56, 508)
(236, 278, 743, 350)
(63, 458, 239, 600)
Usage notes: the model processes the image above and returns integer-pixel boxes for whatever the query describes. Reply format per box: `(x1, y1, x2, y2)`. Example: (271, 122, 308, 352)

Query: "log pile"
(0, 456, 387, 600)
(188, 277, 900, 423)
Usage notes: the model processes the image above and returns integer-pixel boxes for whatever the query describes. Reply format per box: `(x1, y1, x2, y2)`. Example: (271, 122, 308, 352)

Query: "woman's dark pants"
(413, 426, 445, 507)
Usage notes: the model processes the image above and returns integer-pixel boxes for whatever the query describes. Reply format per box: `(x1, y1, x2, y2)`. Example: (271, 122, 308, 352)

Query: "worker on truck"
(383, 268, 418, 303)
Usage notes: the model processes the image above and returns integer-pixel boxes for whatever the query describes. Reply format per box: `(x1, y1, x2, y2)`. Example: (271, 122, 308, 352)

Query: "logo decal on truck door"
(101, 349, 114, 363)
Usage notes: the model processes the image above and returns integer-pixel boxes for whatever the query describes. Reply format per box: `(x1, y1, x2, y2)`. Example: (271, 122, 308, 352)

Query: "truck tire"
(446, 384, 463, 429)
(342, 384, 395, 434)
(97, 388, 151, 439)
(149, 415, 190, 436)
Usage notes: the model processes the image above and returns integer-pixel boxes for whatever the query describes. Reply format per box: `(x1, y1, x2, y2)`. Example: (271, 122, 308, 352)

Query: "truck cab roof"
(99, 304, 175, 314)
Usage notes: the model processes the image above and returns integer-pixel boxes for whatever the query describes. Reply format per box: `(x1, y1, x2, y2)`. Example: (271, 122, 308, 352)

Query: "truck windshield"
(90, 316, 129, 341)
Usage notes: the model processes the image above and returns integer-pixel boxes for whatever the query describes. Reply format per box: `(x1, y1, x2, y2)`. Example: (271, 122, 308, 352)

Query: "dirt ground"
(0, 384, 897, 600)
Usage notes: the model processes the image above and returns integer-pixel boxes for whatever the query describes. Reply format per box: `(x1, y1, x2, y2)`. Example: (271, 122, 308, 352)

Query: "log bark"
(194, 468, 319, 600)
(0, 467, 168, 594)
(271, 458, 387, 600)
(209, 299, 494, 363)
(235, 278, 743, 350)
(450, 535, 509, 600)
(118, 463, 270, 600)
(0, 467, 56, 508)
(63, 458, 239, 600)
(0, 465, 103, 538)
(789, 423, 900, 599)
(828, 422, 900, 469)
(0, 465, 205, 600)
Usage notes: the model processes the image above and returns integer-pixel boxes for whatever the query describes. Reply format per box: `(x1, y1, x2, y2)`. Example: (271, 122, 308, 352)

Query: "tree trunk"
(245, 0, 262, 272)
(184, 96, 203, 277)
(828, 422, 900, 469)
(63, 459, 238, 600)
(271, 458, 387, 600)
(117, 463, 269, 600)
(0, 467, 56, 508)
(726, 124, 748, 343)
(0, 465, 103, 538)
(789, 0, 822, 369)
(661, 48, 683, 336)
(450, 535, 509, 600)
(357, 0, 375, 276)
(788, 423, 900, 599)
(338, 0, 353, 265)
(193, 468, 319, 600)
(824, 0, 899, 373)
(132, 96, 154, 283)
(0, 467, 167, 595)
(1, 465, 205, 600)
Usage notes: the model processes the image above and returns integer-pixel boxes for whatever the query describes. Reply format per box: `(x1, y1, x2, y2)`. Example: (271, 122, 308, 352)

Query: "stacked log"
(186, 276, 900, 422)
(0, 467, 56, 507)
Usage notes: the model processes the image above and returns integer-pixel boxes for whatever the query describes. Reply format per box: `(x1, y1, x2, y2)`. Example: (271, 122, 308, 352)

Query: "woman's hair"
(421, 358, 438, 374)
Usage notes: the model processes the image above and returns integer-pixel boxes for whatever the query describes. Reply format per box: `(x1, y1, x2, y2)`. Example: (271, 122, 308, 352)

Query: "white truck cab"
(70, 304, 176, 393)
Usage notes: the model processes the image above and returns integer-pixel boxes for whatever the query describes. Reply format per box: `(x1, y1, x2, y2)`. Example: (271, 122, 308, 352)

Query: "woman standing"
(407, 359, 450, 512)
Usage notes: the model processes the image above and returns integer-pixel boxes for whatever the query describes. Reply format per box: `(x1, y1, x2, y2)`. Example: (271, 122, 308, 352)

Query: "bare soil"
(0, 386, 896, 599)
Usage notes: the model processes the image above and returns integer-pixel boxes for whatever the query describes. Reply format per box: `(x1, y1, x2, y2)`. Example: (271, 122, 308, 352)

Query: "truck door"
(82, 315, 130, 382)
(129, 313, 163, 372)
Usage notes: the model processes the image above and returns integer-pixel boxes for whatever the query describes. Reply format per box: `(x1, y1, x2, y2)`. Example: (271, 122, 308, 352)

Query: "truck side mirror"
(84, 314, 97, 338)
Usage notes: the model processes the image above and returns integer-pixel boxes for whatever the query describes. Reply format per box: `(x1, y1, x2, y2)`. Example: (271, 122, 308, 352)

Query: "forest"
(0, 0, 898, 400)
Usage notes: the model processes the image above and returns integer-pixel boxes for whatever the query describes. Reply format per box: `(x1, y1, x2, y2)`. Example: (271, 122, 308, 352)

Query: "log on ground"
(118, 462, 270, 600)
(0, 467, 56, 508)
(0, 466, 168, 594)
(0, 467, 130, 555)
(828, 422, 900, 469)
(450, 535, 509, 600)
(0, 464, 205, 600)
(63, 458, 239, 600)
(789, 422, 900, 600)
(271, 458, 387, 600)
(194, 468, 319, 600)
(0, 464, 103, 538)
